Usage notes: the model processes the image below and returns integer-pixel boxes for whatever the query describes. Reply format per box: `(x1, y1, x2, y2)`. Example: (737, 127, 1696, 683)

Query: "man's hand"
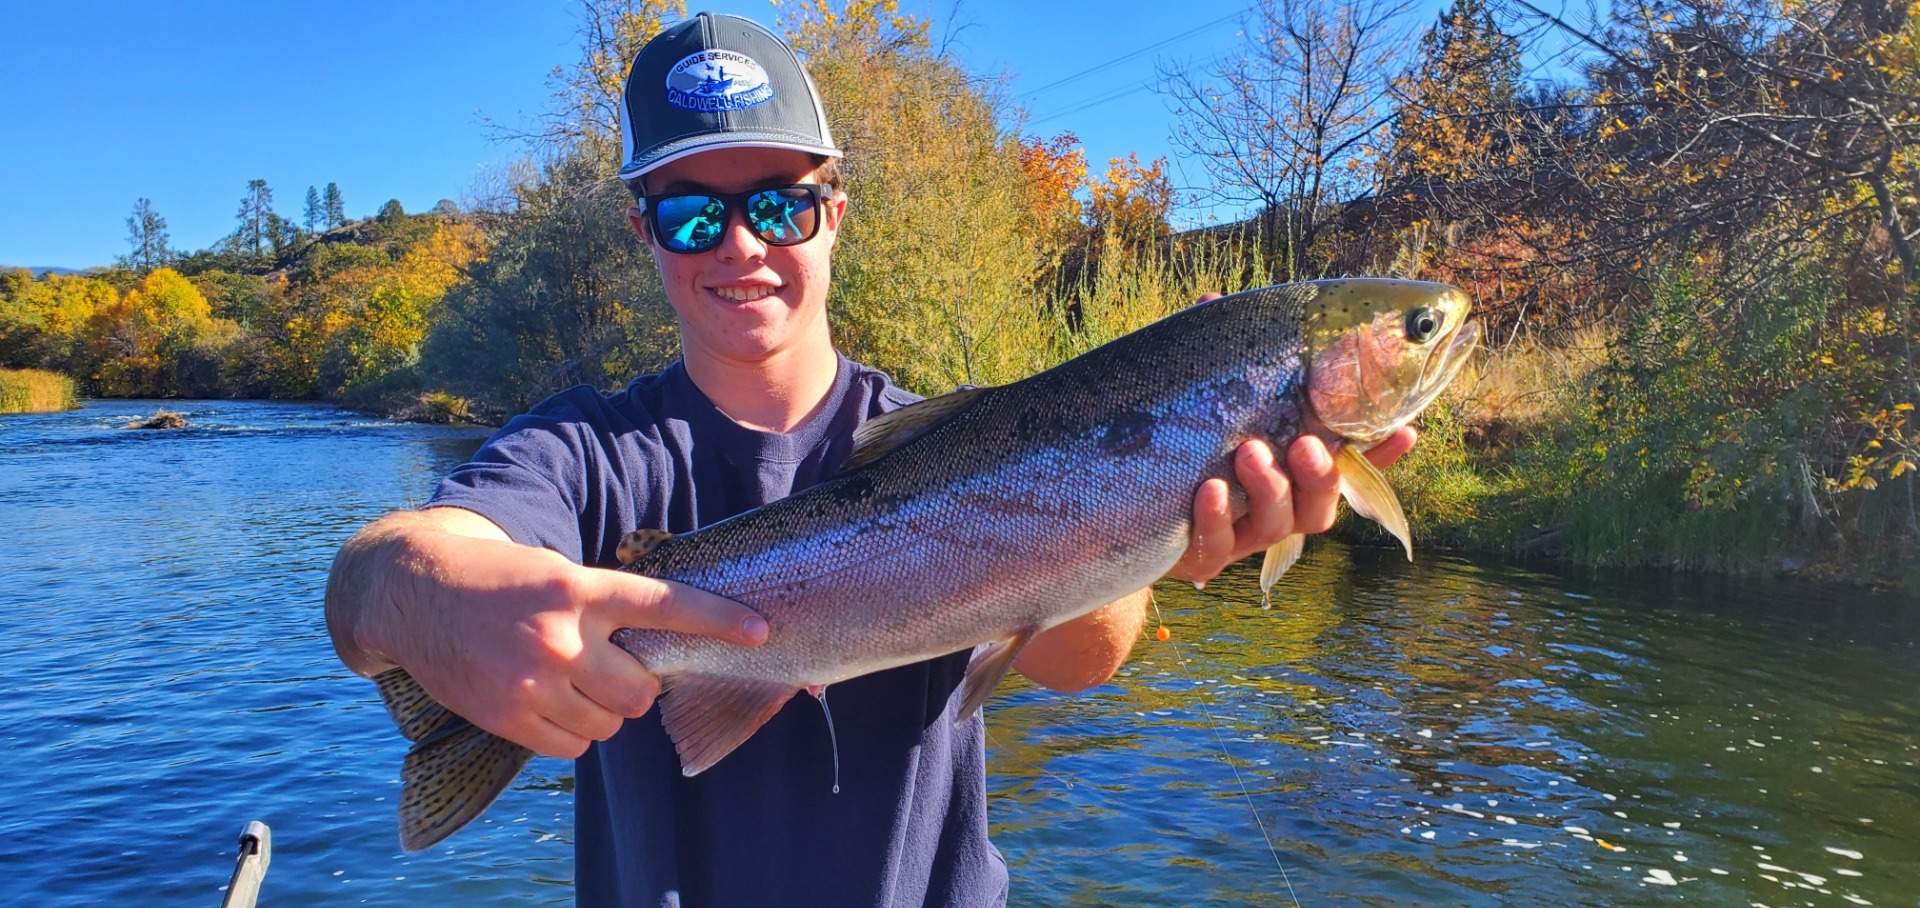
(325, 508, 767, 759)
(1167, 431, 1417, 585)
(1167, 290, 1419, 585)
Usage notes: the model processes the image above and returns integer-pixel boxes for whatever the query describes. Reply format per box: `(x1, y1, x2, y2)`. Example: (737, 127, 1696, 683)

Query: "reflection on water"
(988, 549, 1920, 906)
(1, 400, 1914, 906)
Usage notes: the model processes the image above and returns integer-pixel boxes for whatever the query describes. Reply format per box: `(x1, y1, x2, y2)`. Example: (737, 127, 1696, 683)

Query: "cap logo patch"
(665, 50, 774, 112)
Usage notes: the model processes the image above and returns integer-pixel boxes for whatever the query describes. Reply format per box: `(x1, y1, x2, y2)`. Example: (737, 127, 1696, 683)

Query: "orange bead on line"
(1156, 625, 1170, 641)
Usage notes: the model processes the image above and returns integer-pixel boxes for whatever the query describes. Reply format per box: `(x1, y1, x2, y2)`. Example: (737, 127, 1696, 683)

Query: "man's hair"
(623, 155, 843, 204)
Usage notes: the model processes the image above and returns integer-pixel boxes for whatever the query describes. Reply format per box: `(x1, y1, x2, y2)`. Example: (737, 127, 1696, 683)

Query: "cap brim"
(618, 133, 844, 181)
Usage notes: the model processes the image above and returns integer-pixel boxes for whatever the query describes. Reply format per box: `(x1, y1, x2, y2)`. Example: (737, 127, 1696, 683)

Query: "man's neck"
(681, 341, 841, 434)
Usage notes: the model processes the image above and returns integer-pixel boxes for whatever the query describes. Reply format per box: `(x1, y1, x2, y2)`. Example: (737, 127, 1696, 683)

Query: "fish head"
(1301, 279, 1480, 446)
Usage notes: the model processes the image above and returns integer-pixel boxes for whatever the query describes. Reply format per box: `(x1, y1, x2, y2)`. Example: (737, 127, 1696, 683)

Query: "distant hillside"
(2, 265, 87, 277)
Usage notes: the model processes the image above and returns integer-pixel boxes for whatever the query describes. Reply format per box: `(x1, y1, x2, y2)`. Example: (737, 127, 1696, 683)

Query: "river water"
(1, 399, 1913, 906)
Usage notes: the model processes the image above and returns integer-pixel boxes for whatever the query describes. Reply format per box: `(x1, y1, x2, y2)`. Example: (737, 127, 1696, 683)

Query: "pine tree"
(323, 183, 345, 229)
(304, 186, 323, 232)
(234, 179, 276, 259)
(121, 198, 171, 272)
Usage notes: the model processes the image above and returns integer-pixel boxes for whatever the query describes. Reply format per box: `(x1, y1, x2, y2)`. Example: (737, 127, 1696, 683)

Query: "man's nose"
(711, 208, 767, 262)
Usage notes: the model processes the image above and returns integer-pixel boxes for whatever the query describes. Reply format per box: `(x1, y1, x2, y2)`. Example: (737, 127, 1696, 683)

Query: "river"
(1, 399, 1913, 906)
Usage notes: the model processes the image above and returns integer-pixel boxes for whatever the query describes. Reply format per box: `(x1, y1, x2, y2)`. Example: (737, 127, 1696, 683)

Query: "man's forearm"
(325, 510, 463, 678)
(1013, 588, 1152, 693)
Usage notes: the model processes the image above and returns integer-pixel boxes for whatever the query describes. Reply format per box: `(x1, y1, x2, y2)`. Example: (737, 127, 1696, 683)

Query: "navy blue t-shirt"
(427, 355, 1009, 908)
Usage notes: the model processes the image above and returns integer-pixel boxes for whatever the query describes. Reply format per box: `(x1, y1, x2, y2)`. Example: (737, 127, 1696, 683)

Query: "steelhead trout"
(376, 278, 1480, 850)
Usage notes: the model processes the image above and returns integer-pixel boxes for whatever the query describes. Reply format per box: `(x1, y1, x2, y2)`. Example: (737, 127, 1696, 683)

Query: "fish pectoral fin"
(840, 386, 990, 474)
(616, 528, 673, 566)
(1333, 443, 1413, 560)
(658, 674, 799, 777)
(956, 625, 1039, 724)
(1258, 534, 1306, 606)
(397, 714, 532, 852)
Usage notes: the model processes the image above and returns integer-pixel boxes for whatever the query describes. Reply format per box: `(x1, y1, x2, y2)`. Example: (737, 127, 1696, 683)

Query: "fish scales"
(612, 282, 1318, 686)
(376, 278, 1479, 850)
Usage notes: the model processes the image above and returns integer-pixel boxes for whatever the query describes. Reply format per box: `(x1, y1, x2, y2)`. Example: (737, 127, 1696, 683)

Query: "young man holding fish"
(326, 12, 1416, 906)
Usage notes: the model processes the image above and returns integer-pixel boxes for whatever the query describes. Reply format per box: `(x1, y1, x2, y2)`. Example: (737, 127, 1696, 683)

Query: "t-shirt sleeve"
(427, 407, 596, 565)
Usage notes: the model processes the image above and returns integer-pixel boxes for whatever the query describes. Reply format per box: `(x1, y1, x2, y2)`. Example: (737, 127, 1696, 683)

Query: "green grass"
(0, 368, 78, 414)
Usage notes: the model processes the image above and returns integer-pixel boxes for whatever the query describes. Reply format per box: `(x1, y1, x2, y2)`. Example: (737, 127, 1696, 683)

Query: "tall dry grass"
(0, 368, 78, 414)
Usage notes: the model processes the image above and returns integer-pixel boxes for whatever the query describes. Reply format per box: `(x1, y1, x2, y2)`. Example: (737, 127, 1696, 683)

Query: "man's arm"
(325, 506, 767, 758)
(1014, 430, 1417, 693)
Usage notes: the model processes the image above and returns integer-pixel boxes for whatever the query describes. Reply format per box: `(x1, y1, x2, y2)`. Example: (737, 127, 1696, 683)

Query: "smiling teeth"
(716, 286, 775, 302)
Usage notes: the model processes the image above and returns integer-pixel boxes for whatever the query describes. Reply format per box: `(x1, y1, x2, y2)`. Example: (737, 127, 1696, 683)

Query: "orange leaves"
(1089, 153, 1175, 250)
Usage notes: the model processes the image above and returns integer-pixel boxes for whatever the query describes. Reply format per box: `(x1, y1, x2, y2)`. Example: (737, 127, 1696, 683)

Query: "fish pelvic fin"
(1333, 443, 1413, 559)
(840, 386, 989, 474)
(658, 674, 799, 776)
(1258, 534, 1306, 607)
(956, 624, 1039, 723)
(376, 669, 533, 852)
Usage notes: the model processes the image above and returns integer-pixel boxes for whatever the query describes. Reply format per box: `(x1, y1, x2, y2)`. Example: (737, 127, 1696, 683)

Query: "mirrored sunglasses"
(644, 183, 832, 254)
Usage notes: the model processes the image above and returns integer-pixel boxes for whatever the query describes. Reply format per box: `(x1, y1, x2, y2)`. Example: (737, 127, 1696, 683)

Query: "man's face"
(628, 147, 846, 368)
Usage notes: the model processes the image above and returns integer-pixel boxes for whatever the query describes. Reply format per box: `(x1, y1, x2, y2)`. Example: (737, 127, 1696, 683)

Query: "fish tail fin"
(374, 668, 532, 852)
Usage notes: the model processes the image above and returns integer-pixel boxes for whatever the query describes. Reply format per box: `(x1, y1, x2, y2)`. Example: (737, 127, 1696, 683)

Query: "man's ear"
(626, 206, 650, 243)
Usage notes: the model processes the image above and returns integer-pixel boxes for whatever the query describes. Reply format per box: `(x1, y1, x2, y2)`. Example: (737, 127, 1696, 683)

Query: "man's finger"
(1364, 427, 1418, 469)
(1285, 436, 1342, 535)
(579, 571, 769, 646)
(1185, 477, 1236, 576)
(543, 681, 628, 743)
(1230, 440, 1292, 553)
(574, 644, 662, 719)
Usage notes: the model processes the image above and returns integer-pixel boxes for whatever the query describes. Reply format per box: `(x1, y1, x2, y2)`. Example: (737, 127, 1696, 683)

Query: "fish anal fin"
(1333, 444, 1412, 559)
(658, 674, 799, 776)
(956, 625, 1039, 723)
(616, 528, 673, 565)
(1258, 534, 1306, 607)
(397, 716, 532, 851)
(841, 386, 989, 474)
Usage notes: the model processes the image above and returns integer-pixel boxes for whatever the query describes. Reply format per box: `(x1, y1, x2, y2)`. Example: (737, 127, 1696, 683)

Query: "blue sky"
(0, 1, 1299, 268)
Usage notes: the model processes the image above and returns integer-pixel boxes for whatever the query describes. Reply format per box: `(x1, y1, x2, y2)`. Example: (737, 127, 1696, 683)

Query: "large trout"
(376, 278, 1480, 850)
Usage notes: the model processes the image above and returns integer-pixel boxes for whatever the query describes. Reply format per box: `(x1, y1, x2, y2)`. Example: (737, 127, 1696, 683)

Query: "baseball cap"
(617, 12, 843, 182)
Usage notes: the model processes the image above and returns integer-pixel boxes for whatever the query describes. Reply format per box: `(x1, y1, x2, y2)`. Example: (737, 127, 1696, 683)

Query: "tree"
(233, 180, 277, 261)
(304, 186, 323, 232)
(1384, 0, 1523, 186)
(122, 198, 172, 273)
(525, 0, 688, 168)
(377, 199, 405, 221)
(1159, 0, 1416, 273)
(323, 182, 345, 229)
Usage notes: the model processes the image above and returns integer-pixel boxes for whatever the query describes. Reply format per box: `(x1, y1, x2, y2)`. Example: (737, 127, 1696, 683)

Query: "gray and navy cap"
(617, 12, 842, 182)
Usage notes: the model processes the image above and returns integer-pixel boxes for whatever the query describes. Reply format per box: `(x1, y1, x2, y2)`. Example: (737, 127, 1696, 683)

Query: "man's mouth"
(713, 285, 778, 302)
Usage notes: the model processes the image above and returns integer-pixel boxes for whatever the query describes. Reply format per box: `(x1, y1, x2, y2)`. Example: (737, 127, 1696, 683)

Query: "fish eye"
(1405, 307, 1443, 343)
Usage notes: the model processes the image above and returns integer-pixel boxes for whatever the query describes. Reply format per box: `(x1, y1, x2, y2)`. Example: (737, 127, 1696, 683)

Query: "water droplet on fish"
(1193, 580, 1205, 590)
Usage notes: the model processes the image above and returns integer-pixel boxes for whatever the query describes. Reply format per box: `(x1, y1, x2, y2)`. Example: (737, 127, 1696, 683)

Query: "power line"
(1015, 11, 1240, 102)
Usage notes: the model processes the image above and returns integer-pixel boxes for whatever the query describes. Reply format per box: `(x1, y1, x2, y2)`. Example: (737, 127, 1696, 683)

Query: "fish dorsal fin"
(658, 674, 800, 776)
(1258, 534, 1306, 607)
(955, 624, 1039, 723)
(1333, 444, 1413, 560)
(841, 386, 990, 474)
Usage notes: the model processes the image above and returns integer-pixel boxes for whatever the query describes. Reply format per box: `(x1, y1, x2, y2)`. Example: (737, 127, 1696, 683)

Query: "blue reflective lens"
(649, 184, 826, 254)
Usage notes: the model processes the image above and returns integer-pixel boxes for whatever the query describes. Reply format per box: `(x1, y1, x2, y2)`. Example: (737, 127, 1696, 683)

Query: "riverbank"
(0, 368, 77, 413)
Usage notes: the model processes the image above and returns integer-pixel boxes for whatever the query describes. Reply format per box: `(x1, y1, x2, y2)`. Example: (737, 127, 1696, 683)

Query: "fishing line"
(811, 688, 842, 794)
(1151, 589, 1303, 907)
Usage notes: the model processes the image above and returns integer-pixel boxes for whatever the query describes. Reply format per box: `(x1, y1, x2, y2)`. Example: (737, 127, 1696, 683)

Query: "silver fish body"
(378, 278, 1478, 851)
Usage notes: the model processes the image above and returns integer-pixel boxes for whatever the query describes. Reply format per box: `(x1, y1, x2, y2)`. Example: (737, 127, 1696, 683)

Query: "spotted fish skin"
(379, 278, 1477, 851)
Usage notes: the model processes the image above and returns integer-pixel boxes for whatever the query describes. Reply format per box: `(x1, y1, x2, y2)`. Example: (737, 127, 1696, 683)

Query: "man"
(325, 12, 1414, 907)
